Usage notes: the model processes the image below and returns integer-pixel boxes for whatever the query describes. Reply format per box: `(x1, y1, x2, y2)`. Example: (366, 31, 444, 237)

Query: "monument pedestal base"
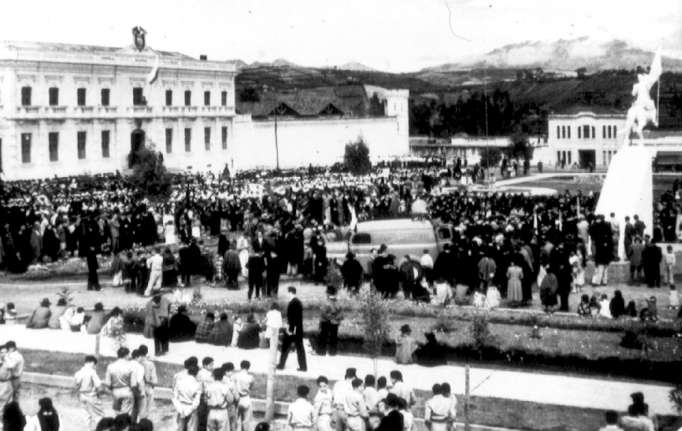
(595, 145, 654, 259)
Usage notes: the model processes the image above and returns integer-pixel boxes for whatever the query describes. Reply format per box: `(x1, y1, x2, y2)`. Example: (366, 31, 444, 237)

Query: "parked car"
(326, 218, 454, 271)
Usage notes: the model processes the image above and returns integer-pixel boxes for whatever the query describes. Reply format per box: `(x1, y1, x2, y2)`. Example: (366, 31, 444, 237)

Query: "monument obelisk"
(595, 50, 662, 259)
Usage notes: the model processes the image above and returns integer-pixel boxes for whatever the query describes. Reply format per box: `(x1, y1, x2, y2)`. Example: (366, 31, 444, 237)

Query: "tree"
(576, 67, 587, 80)
(479, 147, 502, 169)
(127, 146, 172, 199)
(368, 93, 386, 117)
(508, 131, 533, 161)
(359, 286, 390, 375)
(343, 138, 371, 175)
(239, 87, 260, 102)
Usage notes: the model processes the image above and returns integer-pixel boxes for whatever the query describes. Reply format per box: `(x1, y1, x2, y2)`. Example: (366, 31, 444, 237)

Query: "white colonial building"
(544, 107, 626, 168)
(0, 39, 239, 180)
(0, 36, 409, 180)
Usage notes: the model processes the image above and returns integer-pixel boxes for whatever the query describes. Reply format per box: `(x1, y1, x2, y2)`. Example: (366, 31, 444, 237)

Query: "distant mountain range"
(231, 37, 682, 134)
(229, 58, 375, 72)
(420, 37, 682, 73)
(231, 37, 682, 100)
(231, 37, 682, 76)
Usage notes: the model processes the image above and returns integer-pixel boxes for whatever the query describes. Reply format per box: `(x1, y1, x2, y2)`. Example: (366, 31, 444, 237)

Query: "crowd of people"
(3, 166, 681, 325)
(1, 338, 668, 431)
(3, 168, 682, 430)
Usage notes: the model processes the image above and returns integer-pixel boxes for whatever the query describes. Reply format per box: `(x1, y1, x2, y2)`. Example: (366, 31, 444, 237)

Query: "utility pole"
(264, 84, 280, 171)
(464, 364, 471, 431)
(274, 105, 280, 171)
(483, 67, 489, 185)
(264, 333, 279, 421)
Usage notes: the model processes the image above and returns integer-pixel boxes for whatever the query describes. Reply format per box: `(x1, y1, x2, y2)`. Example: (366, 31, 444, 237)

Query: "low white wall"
(232, 116, 407, 170)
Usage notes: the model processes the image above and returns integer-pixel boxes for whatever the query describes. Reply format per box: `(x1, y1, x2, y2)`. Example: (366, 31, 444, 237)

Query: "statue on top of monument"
(622, 50, 662, 146)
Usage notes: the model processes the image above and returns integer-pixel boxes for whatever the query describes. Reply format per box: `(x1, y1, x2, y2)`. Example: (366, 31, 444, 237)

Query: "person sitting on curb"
(26, 298, 51, 329)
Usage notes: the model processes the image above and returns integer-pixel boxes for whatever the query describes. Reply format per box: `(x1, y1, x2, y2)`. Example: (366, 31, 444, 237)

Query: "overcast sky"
(0, 0, 680, 72)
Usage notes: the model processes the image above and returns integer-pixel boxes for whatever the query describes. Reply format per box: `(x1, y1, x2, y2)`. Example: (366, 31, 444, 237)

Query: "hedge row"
(120, 294, 680, 337)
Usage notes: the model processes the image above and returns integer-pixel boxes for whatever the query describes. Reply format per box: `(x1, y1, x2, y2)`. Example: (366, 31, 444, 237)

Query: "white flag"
(146, 55, 160, 85)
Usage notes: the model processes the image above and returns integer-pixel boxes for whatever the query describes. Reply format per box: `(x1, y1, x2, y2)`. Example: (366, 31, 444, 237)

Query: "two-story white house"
(546, 107, 626, 169)
(0, 39, 236, 180)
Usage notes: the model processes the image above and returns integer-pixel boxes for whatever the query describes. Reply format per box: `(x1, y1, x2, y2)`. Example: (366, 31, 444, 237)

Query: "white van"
(326, 218, 454, 270)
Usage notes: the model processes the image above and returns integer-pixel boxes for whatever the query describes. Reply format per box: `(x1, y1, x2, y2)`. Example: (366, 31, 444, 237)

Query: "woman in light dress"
(569, 249, 585, 293)
(506, 260, 524, 305)
(485, 285, 501, 309)
(236, 233, 250, 278)
(100, 307, 126, 354)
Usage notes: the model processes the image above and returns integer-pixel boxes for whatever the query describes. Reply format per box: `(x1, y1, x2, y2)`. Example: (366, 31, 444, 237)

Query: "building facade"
(410, 135, 546, 166)
(545, 108, 626, 168)
(0, 40, 237, 180)
(231, 84, 409, 170)
(0, 38, 410, 179)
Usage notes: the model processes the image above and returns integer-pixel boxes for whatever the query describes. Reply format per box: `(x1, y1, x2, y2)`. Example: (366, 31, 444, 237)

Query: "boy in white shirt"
(264, 303, 282, 347)
(288, 385, 315, 431)
(664, 245, 676, 287)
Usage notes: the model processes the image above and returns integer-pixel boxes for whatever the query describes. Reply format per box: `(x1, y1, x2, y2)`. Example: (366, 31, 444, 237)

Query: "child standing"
(670, 285, 680, 310)
(287, 385, 315, 431)
(665, 245, 676, 287)
(569, 249, 585, 293)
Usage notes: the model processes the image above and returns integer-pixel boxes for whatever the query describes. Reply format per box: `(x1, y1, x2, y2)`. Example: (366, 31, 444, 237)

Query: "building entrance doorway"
(129, 129, 145, 168)
(578, 150, 596, 170)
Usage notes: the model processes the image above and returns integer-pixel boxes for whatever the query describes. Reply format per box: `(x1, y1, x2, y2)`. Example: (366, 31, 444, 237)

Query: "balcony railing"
(7, 104, 234, 119)
(129, 106, 153, 113)
(16, 106, 40, 114)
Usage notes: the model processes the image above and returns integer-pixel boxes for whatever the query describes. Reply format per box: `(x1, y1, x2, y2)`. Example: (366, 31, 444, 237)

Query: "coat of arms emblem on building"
(132, 26, 146, 51)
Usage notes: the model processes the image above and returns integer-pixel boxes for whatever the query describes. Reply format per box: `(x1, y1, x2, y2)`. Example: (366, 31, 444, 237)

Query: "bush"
(508, 131, 533, 161)
(358, 286, 390, 362)
(432, 311, 457, 333)
(343, 138, 371, 175)
(470, 312, 494, 354)
(479, 147, 502, 169)
(324, 263, 344, 291)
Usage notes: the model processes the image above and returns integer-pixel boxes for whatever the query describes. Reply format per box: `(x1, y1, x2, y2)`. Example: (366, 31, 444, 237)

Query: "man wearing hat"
(318, 287, 343, 356)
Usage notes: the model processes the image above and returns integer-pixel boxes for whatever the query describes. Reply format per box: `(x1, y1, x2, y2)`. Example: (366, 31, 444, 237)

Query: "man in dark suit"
(86, 245, 100, 291)
(277, 286, 307, 371)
